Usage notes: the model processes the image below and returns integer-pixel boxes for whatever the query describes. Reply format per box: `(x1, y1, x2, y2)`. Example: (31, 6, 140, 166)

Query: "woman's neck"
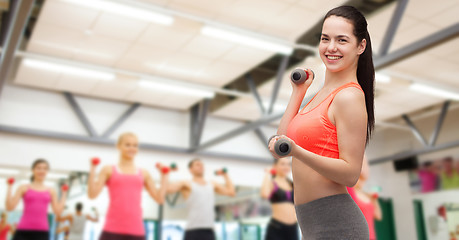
(324, 65, 358, 89)
(32, 179, 45, 186)
(119, 157, 134, 166)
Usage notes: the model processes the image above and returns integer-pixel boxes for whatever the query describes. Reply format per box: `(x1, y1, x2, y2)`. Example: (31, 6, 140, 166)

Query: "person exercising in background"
(348, 156, 382, 240)
(167, 158, 236, 240)
(56, 202, 99, 240)
(260, 157, 298, 240)
(0, 212, 15, 240)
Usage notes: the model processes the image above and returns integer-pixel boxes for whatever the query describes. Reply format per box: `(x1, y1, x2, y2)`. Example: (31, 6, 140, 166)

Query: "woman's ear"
(358, 38, 367, 55)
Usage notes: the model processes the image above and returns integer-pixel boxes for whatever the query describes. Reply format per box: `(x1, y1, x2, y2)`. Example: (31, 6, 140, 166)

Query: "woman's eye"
(339, 39, 347, 43)
(321, 37, 328, 41)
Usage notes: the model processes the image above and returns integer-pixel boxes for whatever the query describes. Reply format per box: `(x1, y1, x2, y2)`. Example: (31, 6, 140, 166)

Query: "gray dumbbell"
(268, 135, 292, 156)
(290, 68, 315, 84)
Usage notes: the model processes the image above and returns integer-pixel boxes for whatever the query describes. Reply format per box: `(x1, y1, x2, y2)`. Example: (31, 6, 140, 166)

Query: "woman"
(348, 157, 382, 240)
(5, 159, 67, 240)
(260, 157, 298, 240)
(88, 132, 168, 240)
(0, 212, 15, 240)
(269, 6, 374, 239)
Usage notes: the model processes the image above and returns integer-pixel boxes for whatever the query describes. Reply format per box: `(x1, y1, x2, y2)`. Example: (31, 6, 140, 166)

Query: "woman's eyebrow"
(337, 35, 350, 39)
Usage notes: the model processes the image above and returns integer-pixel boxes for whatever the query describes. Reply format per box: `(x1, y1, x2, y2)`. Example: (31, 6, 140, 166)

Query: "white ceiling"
(11, 0, 459, 122)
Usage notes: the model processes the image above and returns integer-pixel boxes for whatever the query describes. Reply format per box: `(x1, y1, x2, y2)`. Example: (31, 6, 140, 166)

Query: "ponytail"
(324, 6, 375, 143)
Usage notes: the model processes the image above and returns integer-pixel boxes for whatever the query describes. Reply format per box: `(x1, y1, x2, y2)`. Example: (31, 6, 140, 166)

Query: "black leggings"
(99, 231, 145, 240)
(13, 230, 49, 240)
(265, 218, 299, 240)
(184, 229, 216, 240)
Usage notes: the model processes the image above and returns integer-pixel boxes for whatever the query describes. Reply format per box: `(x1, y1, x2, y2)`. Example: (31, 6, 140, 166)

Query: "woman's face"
(319, 16, 366, 73)
(117, 135, 139, 160)
(33, 162, 49, 182)
(274, 158, 291, 176)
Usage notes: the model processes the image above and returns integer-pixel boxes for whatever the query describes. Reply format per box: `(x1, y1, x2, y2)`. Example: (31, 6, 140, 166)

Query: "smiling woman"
(268, 5, 375, 239)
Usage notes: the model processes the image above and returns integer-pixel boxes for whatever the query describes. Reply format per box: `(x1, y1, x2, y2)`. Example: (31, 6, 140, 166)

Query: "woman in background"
(5, 159, 67, 240)
(261, 157, 298, 240)
(88, 132, 168, 240)
(0, 212, 15, 240)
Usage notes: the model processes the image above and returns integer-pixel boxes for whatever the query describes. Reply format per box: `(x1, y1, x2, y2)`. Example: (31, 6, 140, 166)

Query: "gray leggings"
(295, 194, 369, 240)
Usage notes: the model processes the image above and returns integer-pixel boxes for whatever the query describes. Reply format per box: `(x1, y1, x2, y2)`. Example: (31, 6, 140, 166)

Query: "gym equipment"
(91, 157, 101, 166)
(215, 168, 228, 175)
(290, 68, 314, 84)
(268, 135, 292, 156)
(7, 177, 14, 185)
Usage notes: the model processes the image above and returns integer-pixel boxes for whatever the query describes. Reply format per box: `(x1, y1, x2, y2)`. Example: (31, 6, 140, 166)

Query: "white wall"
(366, 103, 459, 240)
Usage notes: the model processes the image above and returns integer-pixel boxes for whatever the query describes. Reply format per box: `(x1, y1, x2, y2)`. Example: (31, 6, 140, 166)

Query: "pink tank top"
(104, 166, 145, 236)
(0, 225, 10, 240)
(17, 188, 51, 231)
(348, 187, 377, 240)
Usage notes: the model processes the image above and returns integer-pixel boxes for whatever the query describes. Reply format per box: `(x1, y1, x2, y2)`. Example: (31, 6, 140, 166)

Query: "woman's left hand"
(268, 135, 296, 159)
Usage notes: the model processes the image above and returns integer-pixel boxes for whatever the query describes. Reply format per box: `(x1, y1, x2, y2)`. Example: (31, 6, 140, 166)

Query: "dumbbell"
(170, 163, 178, 171)
(61, 184, 69, 192)
(371, 192, 379, 199)
(91, 157, 101, 166)
(155, 163, 174, 174)
(270, 168, 277, 176)
(215, 168, 228, 175)
(7, 177, 15, 185)
(290, 68, 314, 84)
(268, 135, 291, 156)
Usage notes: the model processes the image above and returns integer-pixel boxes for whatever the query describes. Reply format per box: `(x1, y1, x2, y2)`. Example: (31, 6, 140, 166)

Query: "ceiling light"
(62, 0, 174, 25)
(0, 168, 20, 175)
(139, 80, 215, 99)
(410, 83, 459, 101)
(201, 26, 293, 55)
(375, 73, 391, 83)
(23, 59, 115, 81)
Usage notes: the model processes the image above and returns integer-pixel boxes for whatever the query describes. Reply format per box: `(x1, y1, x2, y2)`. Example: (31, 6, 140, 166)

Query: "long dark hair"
(324, 6, 375, 144)
(30, 159, 49, 182)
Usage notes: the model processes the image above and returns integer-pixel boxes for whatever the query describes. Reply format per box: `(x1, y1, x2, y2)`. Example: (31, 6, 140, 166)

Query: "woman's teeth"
(327, 56, 342, 60)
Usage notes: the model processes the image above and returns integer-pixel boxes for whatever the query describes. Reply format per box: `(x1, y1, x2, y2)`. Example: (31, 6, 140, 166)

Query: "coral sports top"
(286, 82, 363, 158)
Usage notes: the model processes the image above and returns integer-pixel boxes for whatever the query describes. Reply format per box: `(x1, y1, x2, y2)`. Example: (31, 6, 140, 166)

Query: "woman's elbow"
(344, 174, 359, 187)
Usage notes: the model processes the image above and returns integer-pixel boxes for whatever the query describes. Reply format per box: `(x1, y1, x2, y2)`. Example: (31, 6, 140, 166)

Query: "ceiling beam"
(0, 124, 271, 163)
(378, 0, 409, 56)
(0, 0, 34, 98)
(374, 23, 459, 69)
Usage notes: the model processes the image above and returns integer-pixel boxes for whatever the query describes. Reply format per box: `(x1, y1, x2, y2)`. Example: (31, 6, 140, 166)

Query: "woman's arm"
(270, 88, 367, 186)
(372, 196, 383, 221)
(260, 169, 273, 199)
(5, 184, 26, 211)
(143, 169, 168, 204)
(87, 165, 111, 199)
(50, 188, 66, 216)
(277, 69, 314, 135)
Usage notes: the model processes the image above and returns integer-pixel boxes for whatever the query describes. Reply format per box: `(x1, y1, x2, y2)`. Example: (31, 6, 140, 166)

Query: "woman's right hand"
(290, 68, 314, 94)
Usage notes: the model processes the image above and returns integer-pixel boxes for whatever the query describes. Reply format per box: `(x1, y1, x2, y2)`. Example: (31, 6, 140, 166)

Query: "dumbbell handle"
(291, 68, 314, 84)
(268, 135, 291, 156)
